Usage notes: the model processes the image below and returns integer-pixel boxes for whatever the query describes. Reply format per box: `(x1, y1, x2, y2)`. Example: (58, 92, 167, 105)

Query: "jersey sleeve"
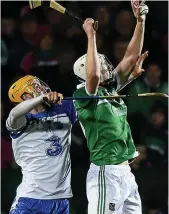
(6, 114, 27, 132)
(6, 114, 32, 139)
(6, 96, 44, 132)
(67, 101, 77, 125)
(73, 86, 97, 109)
(61, 100, 77, 125)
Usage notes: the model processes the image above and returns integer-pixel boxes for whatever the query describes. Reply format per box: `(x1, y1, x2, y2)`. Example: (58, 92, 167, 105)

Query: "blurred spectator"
(93, 5, 111, 37)
(1, 16, 16, 44)
(111, 38, 129, 65)
(108, 1, 122, 11)
(20, 6, 38, 46)
(94, 5, 110, 27)
(127, 62, 168, 121)
(45, 8, 62, 26)
(1, 15, 18, 82)
(61, 3, 85, 58)
(20, 30, 61, 90)
(115, 10, 135, 38)
(1, 40, 8, 66)
(66, 26, 83, 39)
(21, 31, 58, 71)
(20, 5, 52, 46)
(55, 41, 77, 95)
(57, 41, 76, 73)
(147, 200, 168, 214)
(96, 34, 104, 51)
(47, 2, 84, 40)
(5, 5, 52, 73)
(131, 144, 148, 170)
(140, 102, 168, 166)
(20, 30, 77, 94)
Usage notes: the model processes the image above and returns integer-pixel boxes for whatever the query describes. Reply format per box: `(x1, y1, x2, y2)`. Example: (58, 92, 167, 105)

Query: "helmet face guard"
(8, 75, 51, 103)
(28, 77, 51, 97)
(74, 53, 115, 85)
(99, 54, 115, 84)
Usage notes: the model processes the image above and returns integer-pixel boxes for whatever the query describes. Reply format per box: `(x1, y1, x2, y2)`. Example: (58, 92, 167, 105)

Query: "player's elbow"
(86, 75, 100, 95)
(88, 73, 100, 83)
(10, 103, 25, 119)
(10, 108, 19, 120)
(93, 72, 100, 79)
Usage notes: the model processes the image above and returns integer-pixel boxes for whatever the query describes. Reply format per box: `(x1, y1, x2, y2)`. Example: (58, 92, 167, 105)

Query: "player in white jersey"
(6, 75, 77, 214)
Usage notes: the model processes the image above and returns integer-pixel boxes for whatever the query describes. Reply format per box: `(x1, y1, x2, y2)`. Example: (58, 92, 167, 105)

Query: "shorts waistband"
(90, 162, 131, 171)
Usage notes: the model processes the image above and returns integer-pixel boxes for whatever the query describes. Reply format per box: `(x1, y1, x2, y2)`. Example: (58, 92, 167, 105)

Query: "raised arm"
(6, 95, 45, 131)
(117, 51, 148, 92)
(115, 0, 148, 85)
(83, 19, 100, 95)
(7, 92, 62, 131)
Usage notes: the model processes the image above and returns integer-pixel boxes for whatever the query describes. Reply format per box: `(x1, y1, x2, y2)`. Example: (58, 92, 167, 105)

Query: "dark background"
(1, 1, 168, 214)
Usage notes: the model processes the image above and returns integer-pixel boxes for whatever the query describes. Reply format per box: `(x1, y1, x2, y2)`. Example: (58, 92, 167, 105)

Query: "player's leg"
(87, 164, 124, 214)
(122, 172, 142, 214)
(122, 189, 142, 214)
(86, 166, 99, 214)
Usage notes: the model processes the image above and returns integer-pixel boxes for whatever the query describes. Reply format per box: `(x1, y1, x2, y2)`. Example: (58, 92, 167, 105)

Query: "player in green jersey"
(73, 1, 149, 213)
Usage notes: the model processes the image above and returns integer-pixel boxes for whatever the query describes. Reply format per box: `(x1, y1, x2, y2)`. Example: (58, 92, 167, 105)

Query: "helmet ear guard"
(8, 75, 51, 103)
(73, 54, 87, 81)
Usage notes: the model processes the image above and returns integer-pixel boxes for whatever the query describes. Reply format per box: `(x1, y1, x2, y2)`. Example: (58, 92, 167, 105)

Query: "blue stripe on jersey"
(60, 162, 71, 186)
(26, 100, 77, 124)
(9, 100, 77, 139)
(10, 120, 30, 139)
(61, 100, 77, 125)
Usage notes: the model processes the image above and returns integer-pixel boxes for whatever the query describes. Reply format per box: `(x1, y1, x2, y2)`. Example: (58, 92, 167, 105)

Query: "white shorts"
(86, 163, 142, 214)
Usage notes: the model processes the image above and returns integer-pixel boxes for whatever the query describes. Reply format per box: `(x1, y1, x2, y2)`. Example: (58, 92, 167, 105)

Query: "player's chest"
(97, 98, 127, 117)
(26, 114, 71, 138)
(14, 116, 71, 157)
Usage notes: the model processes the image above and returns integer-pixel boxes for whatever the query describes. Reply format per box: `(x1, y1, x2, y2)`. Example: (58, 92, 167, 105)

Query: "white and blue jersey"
(6, 100, 77, 200)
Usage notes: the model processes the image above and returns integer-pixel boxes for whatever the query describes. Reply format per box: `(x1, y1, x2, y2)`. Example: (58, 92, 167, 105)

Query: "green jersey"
(73, 85, 138, 166)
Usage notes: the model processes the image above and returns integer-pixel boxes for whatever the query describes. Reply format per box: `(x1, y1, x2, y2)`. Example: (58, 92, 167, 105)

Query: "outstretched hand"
(131, 51, 149, 77)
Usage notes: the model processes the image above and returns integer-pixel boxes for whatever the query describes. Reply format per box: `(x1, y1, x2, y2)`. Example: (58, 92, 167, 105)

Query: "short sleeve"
(62, 100, 77, 125)
(6, 114, 31, 139)
(6, 115, 27, 133)
(73, 87, 97, 109)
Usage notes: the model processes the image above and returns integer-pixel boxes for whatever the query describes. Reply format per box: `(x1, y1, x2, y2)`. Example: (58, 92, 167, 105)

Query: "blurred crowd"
(1, 1, 168, 214)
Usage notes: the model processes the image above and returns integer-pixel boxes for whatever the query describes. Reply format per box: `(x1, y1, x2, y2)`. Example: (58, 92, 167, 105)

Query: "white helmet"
(73, 53, 114, 83)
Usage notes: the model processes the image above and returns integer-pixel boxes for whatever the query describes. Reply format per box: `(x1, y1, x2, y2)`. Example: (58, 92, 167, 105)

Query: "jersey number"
(45, 136, 63, 157)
